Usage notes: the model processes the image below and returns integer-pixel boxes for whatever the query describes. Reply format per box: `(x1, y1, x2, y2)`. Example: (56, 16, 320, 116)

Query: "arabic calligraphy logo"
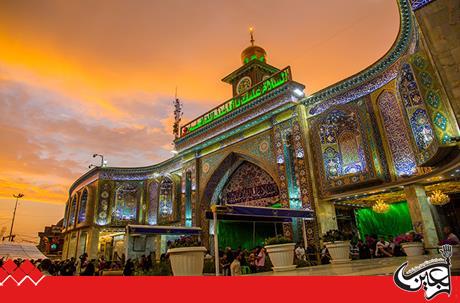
(0, 259, 45, 286)
(393, 244, 453, 300)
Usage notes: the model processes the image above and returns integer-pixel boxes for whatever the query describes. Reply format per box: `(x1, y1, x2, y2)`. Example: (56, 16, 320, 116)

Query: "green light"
(182, 67, 291, 136)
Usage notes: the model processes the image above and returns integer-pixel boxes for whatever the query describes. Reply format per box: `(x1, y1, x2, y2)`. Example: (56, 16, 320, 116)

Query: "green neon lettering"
(184, 67, 291, 134)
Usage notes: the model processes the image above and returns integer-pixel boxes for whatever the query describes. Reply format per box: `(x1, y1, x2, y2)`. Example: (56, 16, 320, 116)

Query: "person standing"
(220, 254, 230, 276)
(375, 236, 392, 257)
(255, 247, 266, 272)
(123, 259, 135, 276)
(295, 243, 306, 261)
(442, 226, 460, 245)
(230, 255, 242, 276)
(81, 259, 95, 276)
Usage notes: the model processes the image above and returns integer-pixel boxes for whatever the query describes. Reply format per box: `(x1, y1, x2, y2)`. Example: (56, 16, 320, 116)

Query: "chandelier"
(429, 190, 450, 206)
(372, 199, 390, 214)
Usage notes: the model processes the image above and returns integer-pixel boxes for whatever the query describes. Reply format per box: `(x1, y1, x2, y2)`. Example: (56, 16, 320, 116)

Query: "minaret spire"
(173, 87, 183, 139)
(249, 27, 255, 46)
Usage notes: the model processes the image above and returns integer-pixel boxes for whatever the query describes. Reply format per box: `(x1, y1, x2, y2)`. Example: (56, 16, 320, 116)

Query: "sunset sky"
(0, 0, 399, 242)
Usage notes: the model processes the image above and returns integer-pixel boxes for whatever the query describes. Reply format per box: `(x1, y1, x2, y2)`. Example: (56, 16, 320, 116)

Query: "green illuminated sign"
(244, 55, 265, 64)
(181, 67, 291, 136)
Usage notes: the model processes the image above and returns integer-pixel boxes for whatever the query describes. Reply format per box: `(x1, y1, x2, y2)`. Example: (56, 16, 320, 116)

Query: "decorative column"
(295, 106, 337, 251)
(273, 120, 295, 240)
(404, 184, 439, 252)
(155, 235, 162, 262)
(291, 118, 321, 247)
(273, 121, 291, 208)
(87, 228, 100, 259)
(316, 201, 338, 234)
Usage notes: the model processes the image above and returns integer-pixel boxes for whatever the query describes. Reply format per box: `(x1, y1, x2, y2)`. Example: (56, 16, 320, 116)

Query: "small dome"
(241, 45, 267, 64)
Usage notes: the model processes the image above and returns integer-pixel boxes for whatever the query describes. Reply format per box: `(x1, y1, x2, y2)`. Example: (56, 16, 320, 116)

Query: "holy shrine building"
(61, 0, 460, 261)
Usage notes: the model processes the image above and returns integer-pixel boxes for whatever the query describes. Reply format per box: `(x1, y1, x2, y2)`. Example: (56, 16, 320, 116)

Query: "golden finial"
(249, 27, 255, 46)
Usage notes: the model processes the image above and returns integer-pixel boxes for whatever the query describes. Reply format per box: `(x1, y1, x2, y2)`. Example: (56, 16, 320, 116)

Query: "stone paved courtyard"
(250, 254, 460, 276)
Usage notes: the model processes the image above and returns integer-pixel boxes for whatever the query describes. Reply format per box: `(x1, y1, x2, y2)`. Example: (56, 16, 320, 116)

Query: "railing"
(180, 66, 292, 137)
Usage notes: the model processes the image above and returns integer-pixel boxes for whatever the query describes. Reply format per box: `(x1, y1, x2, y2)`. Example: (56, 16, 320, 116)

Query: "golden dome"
(241, 45, 267, 64)
(241, 27, 267, 64)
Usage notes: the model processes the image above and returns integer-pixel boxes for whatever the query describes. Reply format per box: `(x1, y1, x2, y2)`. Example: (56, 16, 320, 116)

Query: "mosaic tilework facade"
(291, 118, 320, 247)
(377, 91, 417, 177)
(273, 121, 292, 207)
(112, 182, 142, 226)
(96, 182, 112, 226)
(220, 161, 280, 207)
(310, 99, 383, 196)
(362, 97, 388, 181)
(398, 62, 437, 164)
(409, 52, 458, 145)
(180, 163, 197, 227)
(147, 181, 159, 225)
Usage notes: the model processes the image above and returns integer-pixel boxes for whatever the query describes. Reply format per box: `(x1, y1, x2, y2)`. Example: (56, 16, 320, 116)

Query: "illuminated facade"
(62, 0, 460, 262)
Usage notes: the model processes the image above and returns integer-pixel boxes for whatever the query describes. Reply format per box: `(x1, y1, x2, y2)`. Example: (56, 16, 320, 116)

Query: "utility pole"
(8, 193, 24, 242)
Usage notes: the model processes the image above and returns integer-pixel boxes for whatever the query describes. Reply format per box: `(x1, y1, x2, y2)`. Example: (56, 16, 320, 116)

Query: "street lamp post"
(8, 193, 24, 242)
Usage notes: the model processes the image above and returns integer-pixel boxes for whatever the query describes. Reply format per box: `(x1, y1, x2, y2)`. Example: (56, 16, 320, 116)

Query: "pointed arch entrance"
(199, 152, 285, 250)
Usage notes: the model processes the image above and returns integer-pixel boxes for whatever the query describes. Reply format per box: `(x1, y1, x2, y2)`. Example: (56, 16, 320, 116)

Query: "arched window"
(63, 202, 69, 228)
(399, 63, 434, 152)
(159, 178, 173, 217)
(185, 172, 192, 227)
(148, 182, 159, 225)
(77, 189, 88, 224)
(113, 183, 138, 223)
(377, 91, 417, 176)
(68, 196, 77, 227)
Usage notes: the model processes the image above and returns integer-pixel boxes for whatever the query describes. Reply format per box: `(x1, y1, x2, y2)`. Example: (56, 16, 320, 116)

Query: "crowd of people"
(1, 226, 458, 276)
(319, 226, 460, 264)
(218, 246, 266, 276)
(0, 252, 129, 276)
(217, 243, 318, 276)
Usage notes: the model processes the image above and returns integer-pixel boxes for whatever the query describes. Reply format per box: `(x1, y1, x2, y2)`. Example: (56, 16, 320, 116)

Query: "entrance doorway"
(217, 221, 283, 249)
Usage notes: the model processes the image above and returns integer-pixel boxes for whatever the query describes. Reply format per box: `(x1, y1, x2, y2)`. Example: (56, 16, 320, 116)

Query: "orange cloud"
(0, 0, 400, 239)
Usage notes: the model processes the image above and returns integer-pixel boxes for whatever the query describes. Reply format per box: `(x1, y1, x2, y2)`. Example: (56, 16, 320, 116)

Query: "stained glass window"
(113, 183, 138, 223)
(77, 189, 88, 224)
(377, 91, 417, 177)
(159, 178, 173, 217)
